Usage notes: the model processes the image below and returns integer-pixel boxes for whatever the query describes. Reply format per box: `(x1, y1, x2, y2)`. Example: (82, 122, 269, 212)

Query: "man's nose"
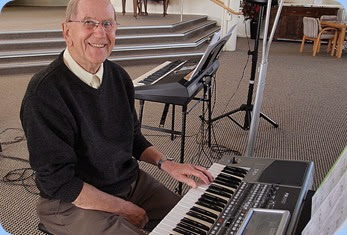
(93, 24, 107, 36)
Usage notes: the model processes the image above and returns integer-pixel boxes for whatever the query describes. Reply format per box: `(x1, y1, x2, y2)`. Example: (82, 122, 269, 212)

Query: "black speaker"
(246, 0, 278, 6)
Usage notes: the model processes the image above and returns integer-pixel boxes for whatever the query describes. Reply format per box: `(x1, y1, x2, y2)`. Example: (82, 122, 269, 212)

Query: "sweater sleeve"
(20, 94, 83, 202)
(118, 65, 152, 159)
(132, 109, 152, 159)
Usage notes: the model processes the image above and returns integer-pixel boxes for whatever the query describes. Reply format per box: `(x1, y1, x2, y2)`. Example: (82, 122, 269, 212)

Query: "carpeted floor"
(0, 6, 347, 235)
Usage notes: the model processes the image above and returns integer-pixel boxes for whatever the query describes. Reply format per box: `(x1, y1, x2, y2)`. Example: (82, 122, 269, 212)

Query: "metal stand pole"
(246, 0, 284, 157)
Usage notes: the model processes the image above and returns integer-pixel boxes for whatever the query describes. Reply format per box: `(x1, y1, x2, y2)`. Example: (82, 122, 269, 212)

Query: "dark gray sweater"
(20, 53, 152, 202)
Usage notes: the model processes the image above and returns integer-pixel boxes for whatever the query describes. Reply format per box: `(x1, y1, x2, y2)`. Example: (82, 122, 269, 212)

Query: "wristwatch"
(157, 158, 166, 170)
(157, 156, 172, 170)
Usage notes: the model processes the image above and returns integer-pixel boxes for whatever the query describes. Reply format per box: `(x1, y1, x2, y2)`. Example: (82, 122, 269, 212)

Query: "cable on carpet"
(0, 128, 39, 195)
(190, 76, 242, 168)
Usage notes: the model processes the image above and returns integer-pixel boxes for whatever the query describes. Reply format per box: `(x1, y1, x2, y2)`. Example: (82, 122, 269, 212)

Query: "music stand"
(209, 0, 279, 131)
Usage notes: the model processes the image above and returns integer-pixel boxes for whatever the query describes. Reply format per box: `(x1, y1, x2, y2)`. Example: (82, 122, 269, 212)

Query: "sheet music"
(187, 25, 235, 81)
(311, 147, 347, 214)
(302, 146, 347, 235)
(302, 171, 347, 235)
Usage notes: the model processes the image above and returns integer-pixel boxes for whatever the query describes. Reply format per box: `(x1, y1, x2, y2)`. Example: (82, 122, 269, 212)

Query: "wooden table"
(321, 21, 347, 58)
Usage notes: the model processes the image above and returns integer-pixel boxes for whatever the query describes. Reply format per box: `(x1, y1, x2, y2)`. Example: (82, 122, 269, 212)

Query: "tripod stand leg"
(210, 106, 244, 123)
(260, 112, 279, 128)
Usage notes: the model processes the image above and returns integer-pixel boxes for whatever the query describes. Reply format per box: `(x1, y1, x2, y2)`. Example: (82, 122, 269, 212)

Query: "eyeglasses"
(68, 19, 118, 32)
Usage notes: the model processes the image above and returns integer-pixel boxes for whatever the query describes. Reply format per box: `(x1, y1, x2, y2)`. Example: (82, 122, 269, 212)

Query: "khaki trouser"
(37, 169, 181, 235)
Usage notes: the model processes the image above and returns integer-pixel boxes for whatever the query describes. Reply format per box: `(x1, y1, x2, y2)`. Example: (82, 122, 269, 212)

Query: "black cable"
(2, 168, 39, 195)
(219, 48, 251, 117)
(0, 128, 39, 195)
(189, 77, 242, 168)
(0, 128, 26, 147)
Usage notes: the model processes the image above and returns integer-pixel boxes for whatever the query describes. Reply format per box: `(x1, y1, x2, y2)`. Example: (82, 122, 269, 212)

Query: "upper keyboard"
(133, 60, 186, 86)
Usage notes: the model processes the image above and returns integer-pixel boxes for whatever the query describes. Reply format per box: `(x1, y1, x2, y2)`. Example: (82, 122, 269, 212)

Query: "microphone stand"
(209, 2, 278, 131)
(246, 0, 284, 156)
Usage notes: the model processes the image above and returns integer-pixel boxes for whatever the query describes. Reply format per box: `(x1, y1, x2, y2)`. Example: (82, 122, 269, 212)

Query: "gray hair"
(65, 0, 116, 22)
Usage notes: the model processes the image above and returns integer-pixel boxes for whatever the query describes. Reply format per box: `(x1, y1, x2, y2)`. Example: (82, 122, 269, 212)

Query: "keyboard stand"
(137, 78, 213, 195)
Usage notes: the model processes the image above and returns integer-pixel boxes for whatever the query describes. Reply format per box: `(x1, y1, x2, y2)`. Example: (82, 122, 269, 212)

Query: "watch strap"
(157, 159, 166, 170)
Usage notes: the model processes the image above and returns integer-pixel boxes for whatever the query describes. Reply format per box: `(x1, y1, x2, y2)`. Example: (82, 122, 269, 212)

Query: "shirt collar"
(63, 48, 103, 87)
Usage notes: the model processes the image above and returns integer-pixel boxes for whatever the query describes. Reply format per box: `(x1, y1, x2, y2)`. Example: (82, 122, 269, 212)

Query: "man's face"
(62, 0, 116, 73)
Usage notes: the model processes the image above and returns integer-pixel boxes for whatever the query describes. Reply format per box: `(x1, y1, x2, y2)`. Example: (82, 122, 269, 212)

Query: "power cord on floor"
(2, 167, 38, 195)
(0, 128, 39, 195)
(190, 77, 242, 168)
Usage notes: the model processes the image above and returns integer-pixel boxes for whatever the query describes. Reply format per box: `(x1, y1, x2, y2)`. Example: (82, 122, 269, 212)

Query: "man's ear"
(62, 22, 73, 47)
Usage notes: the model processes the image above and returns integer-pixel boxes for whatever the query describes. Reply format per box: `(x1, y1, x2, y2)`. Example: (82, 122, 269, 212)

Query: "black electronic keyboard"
(133, 27, 235, 106)
(150, 156, 314, 235)
(133, 59, 219, 106)
(134, 60, 187, 86)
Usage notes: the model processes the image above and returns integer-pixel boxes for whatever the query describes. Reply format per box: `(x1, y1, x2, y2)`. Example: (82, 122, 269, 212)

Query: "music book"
(302, 146, 347, 235)
(187, 24, 236, 81)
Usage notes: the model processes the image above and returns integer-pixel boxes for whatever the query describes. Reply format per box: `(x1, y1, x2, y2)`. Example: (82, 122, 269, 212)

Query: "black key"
(225, 165, 248, 174)
(196, 200, 223, 212)
(209, 184, 234, 194)
(142, 60, 183, 83)
(199, 196, 225, 208)
(173, 226, 195, 235)
(181, 217, 210, 231)
(191, 206, 218, 219)
(218, 173, 241, 183)
(206, 187, 232, 198)
(187, 211, 215, 224)
(217, 176, 240, 186)
(222, 166, 247, 177)
(222, 168, 245, 178)
(214, 178, 239, 189)
(203, 193, 228, 204)
(176, 222, 207, 235)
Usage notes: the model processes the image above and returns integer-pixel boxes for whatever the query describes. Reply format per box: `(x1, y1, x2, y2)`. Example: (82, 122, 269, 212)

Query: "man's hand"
(72, 182, 148, 229)
(119, 201, 149, 229)
(160, 161, 214, 188)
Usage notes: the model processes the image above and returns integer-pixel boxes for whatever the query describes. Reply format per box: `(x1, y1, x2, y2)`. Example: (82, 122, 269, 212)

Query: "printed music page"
(302, 171, 346, 235)
(311, 147, 347, 214)
(302, 146, 347, 235)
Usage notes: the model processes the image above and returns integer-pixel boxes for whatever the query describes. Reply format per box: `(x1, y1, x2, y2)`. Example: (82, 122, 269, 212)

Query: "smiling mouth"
(89, 43, 106, 48)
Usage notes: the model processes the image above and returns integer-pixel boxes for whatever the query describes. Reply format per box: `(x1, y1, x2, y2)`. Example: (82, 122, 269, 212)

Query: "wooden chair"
(300, 17, 338, 56)
(320, 15, 339, 56)
(320, 15, 338, 22)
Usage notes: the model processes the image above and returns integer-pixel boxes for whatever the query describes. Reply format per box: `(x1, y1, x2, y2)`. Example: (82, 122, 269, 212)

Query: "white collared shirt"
(63, 48, 103, 88)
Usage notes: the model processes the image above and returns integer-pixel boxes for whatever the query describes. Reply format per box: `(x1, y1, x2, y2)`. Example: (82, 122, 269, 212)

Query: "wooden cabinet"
(270, 6, 339, 40)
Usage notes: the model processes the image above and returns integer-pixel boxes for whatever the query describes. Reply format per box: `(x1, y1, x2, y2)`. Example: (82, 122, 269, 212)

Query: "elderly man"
(20, 0, 213, 234)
